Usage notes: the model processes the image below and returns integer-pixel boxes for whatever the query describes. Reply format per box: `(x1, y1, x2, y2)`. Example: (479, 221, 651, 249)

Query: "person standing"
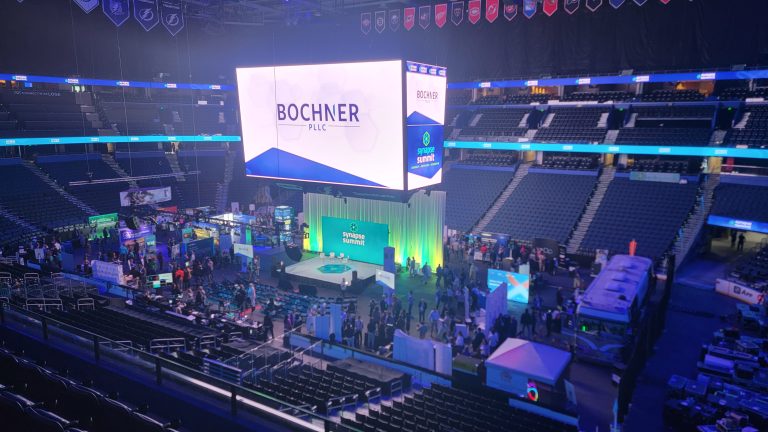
(340, 277, 347, 298)
(738, 233, 746, 252)
(418, 299, 427, 323)
(731, 230, 738, 248)
(263, 314, 274, 340)
(428, 307, 440, 338)
(436, 264, 443, 288)
(521, 309, 532, 338)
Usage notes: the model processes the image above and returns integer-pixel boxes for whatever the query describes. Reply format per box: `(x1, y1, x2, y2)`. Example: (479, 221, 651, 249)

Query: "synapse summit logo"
(342, 222, 366, 246)
(277, 102, 360, 132)
(417, 131, 436, 164)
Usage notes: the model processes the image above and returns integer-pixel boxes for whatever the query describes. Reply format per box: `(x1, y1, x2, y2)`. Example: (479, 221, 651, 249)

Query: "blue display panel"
(487, 269, 530, 303)
(405, 61, 447, 190)
(707, 215, 768, 234)
(0, 135, 240, 147)
(0, 73, 233, 91)
(448, 69, 768, 90)
(445, 141, 768, 159)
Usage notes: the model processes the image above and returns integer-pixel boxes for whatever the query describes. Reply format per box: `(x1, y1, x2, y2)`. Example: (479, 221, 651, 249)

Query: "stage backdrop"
(304, 190, 444, 268)
(322, 217, 389, 265)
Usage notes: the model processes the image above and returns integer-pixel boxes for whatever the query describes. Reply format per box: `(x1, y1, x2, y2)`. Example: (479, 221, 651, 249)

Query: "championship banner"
(134, 0, 159, 31)
(633, 0, 648, 5)
(73, 0, 99, 14)
(419, 5, 431, 29)
(486, 0, 499, 23)
(468, 0, 481, 24)
(102, 0, 130, 27)
(543, 0, 558, 16)
(523, 0, 537, 18)
(503, 0, 518, 21)
(660, 0, 671, 4)
(564, 0, 580, 15)
(451, 1, 464, 25)
(361, 12, 371, 34)
(609, 0, 626, 8)
(375, 10, 385, 33)
(435, 3, 448, 28)
(404, 7, 415, 30)
(119, 186, 172, 206)
(586, 0, 603, 11)
(160, 0, 185, 36)
(389, 9, 401, 31)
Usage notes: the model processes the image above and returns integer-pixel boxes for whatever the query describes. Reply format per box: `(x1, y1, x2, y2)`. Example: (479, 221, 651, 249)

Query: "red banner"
(659, 0, 671, 3)
(485, 0, 499, 23)
(468, 0, 481, 24)
(404, 7, 415, 30)
(543, 0, 558, 16)
(435, 3, 448, 28)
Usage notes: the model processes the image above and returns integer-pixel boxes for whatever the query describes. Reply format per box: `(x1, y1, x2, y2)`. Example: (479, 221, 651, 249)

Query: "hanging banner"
(134, 0, 159, 31)
(102, 0, 130, 26)
(468, 0, 481, 24)
(389, 9, 400, 31)
(435, 4, 448, 28)
(586, 0, 603, 11)
(609, 0, 626, 8)
(120, 186, 172, 206)
(503, 0, 518, 20)
(160, 0, 184, 36)
(361, 12, 371, 34)
(543, 0, 558, 16)
(564, 0, 580, 14)
(73, 0, 99, 14)
(404, 7, 416, 30)
(486, 0, 499, 23)
(659, 0, 671, 4)
(375, 10, 385, 33)
(451, 1, 464, 25)
(419, 5, 431, 29)
(633, 0, 647, 5)
(523, 0, 537, 18)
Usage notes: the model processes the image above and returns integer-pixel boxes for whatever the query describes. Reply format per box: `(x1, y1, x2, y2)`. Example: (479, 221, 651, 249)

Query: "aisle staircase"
(471, 163, 530, 234)
(101, 154, 139, 188)
(165, 152, 186, 182)
(21, 160, 98, 216)
(672, 174, 720, 267)
(0, 204, 41, 234)
(214, 151, 236, 212)
(566, 166, 616, 254)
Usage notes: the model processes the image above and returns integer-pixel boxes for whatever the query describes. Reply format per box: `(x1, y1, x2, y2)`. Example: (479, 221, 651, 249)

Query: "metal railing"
(0, 302, 360, 432)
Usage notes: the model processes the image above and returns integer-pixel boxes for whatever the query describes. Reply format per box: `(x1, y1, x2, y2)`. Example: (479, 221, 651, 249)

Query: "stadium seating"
(718, 87, 768, 101)
(580, 176, 699, 258)
(461, 152, 517, 167)
(472, 95, 503, 105)
(562, 91, 634, 103)
(724, 104, 768, 148)
(540, 156, 598, 171)
(614, 127, 713, 146)
(640, 90, 705, 102)
(504, 94, 551, 104)
(458, 108, 531, 137)
(484, 171, 597, 243)
(710, 182, 768, 222)
(627, 159, 692, 174)
(0, 90, 97, 138)
(434, 166, 516, 232)
(344, 383, 578, 432)
(534, 106, 609, 143)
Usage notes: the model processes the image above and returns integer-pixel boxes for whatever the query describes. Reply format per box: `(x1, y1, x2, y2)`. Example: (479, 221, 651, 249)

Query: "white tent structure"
(485, 338, 572, 396)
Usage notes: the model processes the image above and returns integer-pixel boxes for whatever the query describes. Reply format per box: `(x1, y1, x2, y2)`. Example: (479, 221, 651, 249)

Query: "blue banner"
(523, 0, 537, 18)
(586, 0, 603, 11)
(707, 215, 768, 234)
(609, 0, 625, 8)
(73, 0, 99, 13)
(102, 0, 130, 26)
(160, 0, 185, 36)
(134, 0, 160, 31)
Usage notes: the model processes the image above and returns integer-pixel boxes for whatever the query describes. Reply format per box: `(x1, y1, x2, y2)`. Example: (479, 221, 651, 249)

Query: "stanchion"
(93, 334, 100, 361)
(0, 303, 5, 325)
(230, 385, 237, 416)
(42, 316, 48, 340)
(155, 357, 163, 384)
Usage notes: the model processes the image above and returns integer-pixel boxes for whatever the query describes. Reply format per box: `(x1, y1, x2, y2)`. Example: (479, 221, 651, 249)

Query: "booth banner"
(91, 260, 124, 285)
(102, 0, 130, 26)
(134, 0, 159, 31)
(314, 315, 331, 340)
(74, 0, 99, 14)
(231, 202, 240, 214)
(187, 238, 215, 258)
(119, 225, 153, 241)
(707, 215, 768, 235)
(234, 243, 253, 258)
(375, 269, 395, 289)
(533, 238, 559, 259)
(120, 186, 172, 206)
(330, 303, 343, 341)
(715, 279, 762, 305)
(219, 234, 233, 253)
(394, 329, 435, 371)
(434, 341, 453, 375)
(485, 281, 508, 330)
(160, 0, 185, 36)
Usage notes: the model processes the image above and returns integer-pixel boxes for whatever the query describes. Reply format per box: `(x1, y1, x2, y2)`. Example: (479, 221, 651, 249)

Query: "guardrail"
(0, 302, 355, 432)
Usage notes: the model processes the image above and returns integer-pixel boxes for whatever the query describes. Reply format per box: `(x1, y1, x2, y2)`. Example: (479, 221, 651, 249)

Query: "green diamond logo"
(349, 223, 358, 232)
(422, 131, 431, 146)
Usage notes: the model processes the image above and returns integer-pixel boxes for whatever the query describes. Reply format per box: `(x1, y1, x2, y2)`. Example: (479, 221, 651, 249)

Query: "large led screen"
(405, 61, 446, 190)
(237, 61, 404, 189)
(487, 269, 530, 304)
(321, 216, 389, 265)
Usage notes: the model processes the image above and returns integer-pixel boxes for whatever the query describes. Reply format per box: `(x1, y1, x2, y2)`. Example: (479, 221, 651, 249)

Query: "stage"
(284, 256, 380, 291)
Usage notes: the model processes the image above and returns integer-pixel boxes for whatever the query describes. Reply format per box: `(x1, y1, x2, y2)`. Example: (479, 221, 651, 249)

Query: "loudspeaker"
(125, 217, 139, 230)
(285, 245, 302, 262)
(383, 246, 395, 274)
(298, 284, 317, 296)
(352, 270, 358, 281)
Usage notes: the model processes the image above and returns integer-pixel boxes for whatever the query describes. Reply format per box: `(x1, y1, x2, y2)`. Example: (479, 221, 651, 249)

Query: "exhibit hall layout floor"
(284, 255, 381, 285)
